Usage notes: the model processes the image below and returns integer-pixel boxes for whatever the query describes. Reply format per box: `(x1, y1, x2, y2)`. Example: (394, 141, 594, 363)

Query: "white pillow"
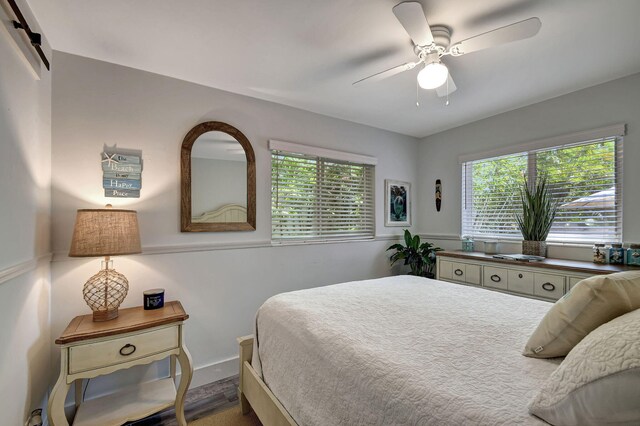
(529, 308, 640, 426)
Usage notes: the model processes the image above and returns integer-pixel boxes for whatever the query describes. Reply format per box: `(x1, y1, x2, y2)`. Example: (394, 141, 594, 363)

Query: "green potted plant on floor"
(515, 175, 558, 257)
(387, 229, 443, 278)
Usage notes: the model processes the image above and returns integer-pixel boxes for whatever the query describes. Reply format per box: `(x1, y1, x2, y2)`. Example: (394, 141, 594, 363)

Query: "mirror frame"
(181, 121, 256, 232)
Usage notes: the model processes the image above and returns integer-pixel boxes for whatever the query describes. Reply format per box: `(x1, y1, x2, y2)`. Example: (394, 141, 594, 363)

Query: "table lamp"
(69, 204, 142, 321)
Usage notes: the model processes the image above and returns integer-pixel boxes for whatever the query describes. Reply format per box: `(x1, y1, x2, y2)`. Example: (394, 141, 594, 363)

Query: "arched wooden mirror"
(181, 121, 256, 232)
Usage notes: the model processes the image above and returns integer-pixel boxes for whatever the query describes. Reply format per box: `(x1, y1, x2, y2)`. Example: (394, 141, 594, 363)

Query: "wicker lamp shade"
(69, 206, 141, 321)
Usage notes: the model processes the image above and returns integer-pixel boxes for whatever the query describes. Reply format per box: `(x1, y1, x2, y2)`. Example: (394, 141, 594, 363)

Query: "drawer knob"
(518, 273, 523, 279)
(454, 269, 464, 276)
(490, 274, 501, 283)
(119, 343, 137, 356)
(542, 282, 556, 292)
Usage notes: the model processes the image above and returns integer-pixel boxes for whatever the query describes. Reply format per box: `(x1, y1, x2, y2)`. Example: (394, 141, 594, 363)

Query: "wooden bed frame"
(237, 335, 297, 426)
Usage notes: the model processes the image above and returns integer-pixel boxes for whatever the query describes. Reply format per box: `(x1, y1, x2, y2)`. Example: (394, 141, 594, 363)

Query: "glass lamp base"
(83, 263, 129, 322)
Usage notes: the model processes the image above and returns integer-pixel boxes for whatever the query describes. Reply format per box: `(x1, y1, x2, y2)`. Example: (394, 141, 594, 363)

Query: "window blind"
(272, 150, 375, 241)
(462, 137, 623, 243)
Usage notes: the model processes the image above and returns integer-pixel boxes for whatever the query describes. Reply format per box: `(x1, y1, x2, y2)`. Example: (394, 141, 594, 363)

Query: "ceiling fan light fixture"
(417, 61, 448, 90)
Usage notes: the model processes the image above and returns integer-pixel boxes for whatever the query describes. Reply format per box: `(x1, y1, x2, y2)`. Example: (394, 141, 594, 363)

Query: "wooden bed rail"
(237, 335, 297, 426)
(238, 335, 253, 414)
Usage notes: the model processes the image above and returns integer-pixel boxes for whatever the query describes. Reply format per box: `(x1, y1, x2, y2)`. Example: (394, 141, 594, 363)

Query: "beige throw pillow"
(529, 308, 640, 426)
(523, 270, 640, 358)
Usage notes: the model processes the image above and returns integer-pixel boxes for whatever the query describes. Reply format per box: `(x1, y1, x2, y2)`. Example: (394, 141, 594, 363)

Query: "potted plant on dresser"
(516, 175, 558, 257)
(387, 229, 443, 278)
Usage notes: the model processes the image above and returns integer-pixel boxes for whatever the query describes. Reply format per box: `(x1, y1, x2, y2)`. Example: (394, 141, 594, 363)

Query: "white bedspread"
(253, 276, 562, 426)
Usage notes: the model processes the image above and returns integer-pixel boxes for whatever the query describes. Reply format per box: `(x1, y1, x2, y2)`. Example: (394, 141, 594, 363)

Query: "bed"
(238, 275, 562, 425)
(192, 203, 247, 223)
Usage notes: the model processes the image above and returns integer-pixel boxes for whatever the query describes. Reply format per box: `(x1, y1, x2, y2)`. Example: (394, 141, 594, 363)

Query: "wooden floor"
(127, 375, 240, 425)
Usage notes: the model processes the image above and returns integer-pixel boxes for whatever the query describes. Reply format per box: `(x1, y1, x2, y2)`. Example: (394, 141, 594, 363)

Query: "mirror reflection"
(191, 131, 247, 223)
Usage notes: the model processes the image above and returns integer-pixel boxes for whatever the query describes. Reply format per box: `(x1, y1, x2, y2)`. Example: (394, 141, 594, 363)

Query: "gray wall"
(50, 52, 419, 395)
(41, 35, 640, 411)
(417, 72, 640, 260)
(0, 5, 52, 423)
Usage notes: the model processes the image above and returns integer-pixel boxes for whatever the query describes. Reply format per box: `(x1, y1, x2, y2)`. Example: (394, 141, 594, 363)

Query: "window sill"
(476, 239, 594, 249)
(420, 233, 608, 249)
(271, 235, 402, 247)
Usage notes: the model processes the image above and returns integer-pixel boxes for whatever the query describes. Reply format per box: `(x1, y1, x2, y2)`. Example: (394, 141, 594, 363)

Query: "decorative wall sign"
(385, 179, 411, 227)
(101, 148, 143, 198)
(435, 179, 442, 212)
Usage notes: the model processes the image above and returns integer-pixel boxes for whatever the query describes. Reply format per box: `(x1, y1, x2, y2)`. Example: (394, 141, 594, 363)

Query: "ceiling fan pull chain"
(416, 78, 420, 108)
(445, 77, 450, 106)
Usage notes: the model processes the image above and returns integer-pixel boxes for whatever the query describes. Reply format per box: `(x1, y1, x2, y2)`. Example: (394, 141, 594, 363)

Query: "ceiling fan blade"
(435, 74, 457, 97)
(449, 17, 541, 56)
(392, 2, 434, 47)
(353, 61, 419, 86)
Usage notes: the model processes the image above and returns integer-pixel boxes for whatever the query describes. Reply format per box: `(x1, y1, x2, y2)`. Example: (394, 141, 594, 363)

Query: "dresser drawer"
(451, 263, 466, 280)
(534, 273, 565, 300)
(439, 260, 453, 280)
(69, 326, 178, 374)
(568, 276, 583, 290)
(440, 261, 480, 285)
(439, 260, 466, 281)
(508, 270, 534, 295)
(483, 266, 508, 290)
(463, 264, 481, 285)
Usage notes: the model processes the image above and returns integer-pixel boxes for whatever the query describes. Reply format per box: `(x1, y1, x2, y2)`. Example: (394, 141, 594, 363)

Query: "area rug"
(189, 406, 262, 426)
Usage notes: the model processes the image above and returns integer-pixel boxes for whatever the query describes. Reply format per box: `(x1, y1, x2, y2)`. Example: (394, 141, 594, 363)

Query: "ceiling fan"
(353, 2, 542, 97)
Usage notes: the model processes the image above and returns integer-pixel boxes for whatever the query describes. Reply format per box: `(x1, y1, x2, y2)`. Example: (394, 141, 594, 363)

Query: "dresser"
(436, 251, 633, 301)
(48, 301, 192, 426)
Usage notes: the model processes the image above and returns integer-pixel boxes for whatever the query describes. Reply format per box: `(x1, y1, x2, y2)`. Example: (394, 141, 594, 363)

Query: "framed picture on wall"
(385, 179, 411, 227)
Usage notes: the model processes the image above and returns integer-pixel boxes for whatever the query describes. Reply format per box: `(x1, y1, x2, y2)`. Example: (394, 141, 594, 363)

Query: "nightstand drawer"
(69, 326, 178, 374)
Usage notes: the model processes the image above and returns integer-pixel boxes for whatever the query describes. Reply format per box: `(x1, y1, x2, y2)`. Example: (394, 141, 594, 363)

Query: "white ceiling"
(29, 0, 640, 138)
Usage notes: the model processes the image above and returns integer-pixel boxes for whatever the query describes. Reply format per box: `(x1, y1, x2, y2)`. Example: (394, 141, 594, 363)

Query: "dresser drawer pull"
(119, 344, 137, 356)
(490, 274, 502, 283)
(518, 273, 523, 279)
(542, 282, 556, 292)
(454, 269, 464, 276)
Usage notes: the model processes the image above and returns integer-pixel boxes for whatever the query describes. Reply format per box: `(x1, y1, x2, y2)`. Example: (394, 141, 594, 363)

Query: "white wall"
(417, 73, 640, 261)
(192, 158, 246, 217)
(0, 2, 52, 423)
(50, 52, 418, 396)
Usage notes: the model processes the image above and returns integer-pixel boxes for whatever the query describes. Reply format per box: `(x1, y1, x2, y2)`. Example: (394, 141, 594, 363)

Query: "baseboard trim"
(185, 356, 239, 389)
(0, 253, 51, 286)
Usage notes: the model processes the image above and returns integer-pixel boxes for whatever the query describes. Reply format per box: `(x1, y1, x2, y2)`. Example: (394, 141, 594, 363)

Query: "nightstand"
(48, 301, 193, 426)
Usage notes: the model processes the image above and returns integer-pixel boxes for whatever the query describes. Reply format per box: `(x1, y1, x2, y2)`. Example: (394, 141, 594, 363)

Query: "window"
(462, 128, 624, 243)
(271, 141, 375, 241)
